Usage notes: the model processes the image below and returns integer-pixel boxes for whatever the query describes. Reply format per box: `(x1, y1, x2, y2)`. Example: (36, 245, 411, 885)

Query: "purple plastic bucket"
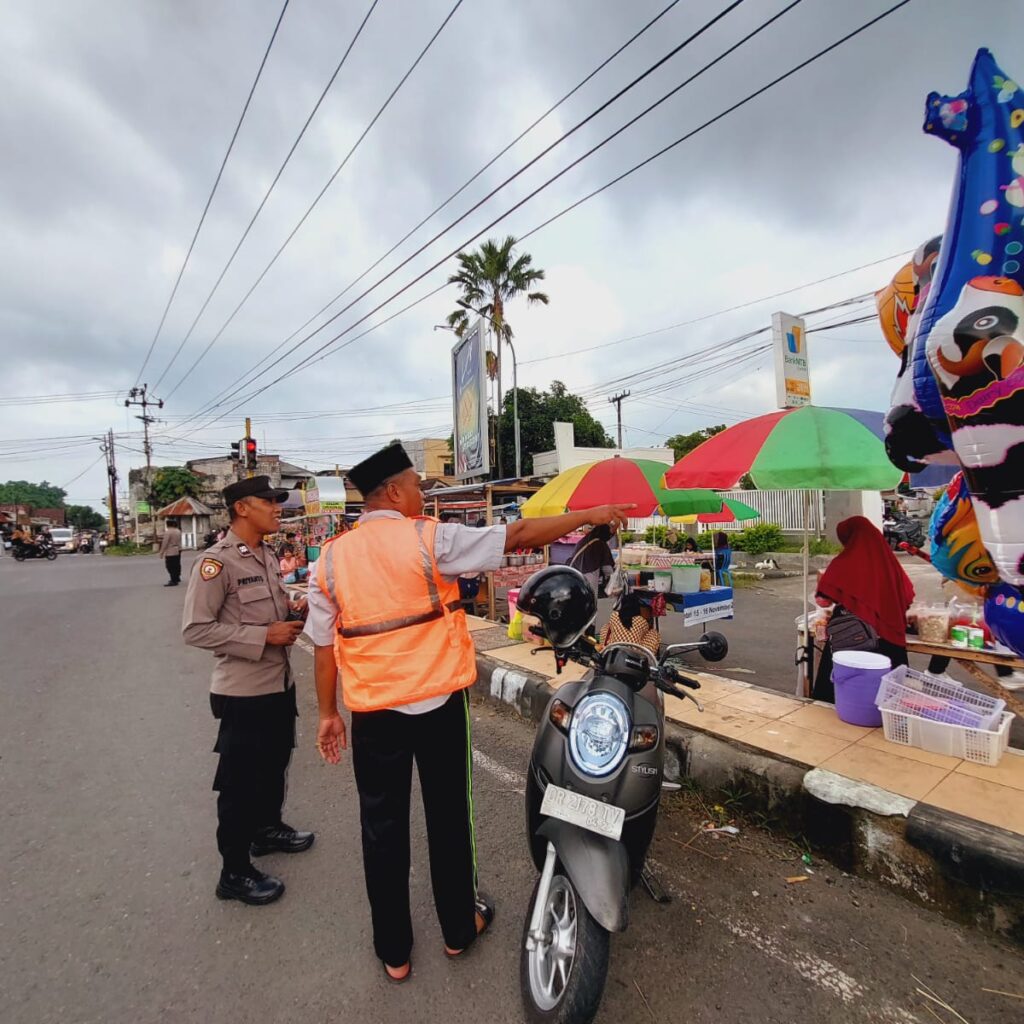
(831, 651, 891, 727)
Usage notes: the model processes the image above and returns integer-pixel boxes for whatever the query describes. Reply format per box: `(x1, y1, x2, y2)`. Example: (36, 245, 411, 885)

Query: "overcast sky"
(3, 0, 1022, 510)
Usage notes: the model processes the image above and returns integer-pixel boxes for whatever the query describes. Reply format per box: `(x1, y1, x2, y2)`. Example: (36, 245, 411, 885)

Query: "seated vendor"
(600, 592, 661, 657)
(280, 551, 309, 584)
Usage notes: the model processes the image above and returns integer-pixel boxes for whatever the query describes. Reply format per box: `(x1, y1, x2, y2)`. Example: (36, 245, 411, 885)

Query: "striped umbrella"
(669, 497, 760, 525)
(662, 406, 903, 491)
(521, 457, 725, 518)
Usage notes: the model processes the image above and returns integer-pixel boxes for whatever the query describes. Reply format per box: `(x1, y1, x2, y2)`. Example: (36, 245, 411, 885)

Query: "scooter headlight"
(568, 693, 631, 777)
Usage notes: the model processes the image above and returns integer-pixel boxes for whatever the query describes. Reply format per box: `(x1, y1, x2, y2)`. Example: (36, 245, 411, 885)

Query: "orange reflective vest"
(317, 516, 477, 712)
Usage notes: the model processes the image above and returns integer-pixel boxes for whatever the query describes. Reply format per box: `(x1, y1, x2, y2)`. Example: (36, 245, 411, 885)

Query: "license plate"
(540, 784, 625, 841)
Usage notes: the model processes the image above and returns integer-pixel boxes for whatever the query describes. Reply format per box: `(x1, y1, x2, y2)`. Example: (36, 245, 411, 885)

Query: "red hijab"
(816, 516, 915, 646)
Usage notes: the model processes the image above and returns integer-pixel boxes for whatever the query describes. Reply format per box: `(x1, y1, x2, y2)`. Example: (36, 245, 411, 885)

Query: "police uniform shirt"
(305, 511, 506, 713)
(182, 529, 294, 696)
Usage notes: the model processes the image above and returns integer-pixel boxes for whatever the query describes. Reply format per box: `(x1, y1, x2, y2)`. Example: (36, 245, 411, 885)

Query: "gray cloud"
(3, 0, 1024, 506)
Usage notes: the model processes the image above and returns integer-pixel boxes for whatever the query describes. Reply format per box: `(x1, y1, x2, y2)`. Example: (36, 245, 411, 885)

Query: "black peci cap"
(222, 475, 289, 508)
(347, 442, 414, 496)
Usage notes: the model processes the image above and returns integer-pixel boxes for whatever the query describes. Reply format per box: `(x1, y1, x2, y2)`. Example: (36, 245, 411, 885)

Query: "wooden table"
(796, 622, 1024, 715)
(905, 637, 1024, 717)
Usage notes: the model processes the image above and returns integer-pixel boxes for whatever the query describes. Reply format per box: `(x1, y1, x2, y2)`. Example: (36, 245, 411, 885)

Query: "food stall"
(619, 550, 734, 629)
(423, 479, 546, 619)
(277, 476, 348, 564)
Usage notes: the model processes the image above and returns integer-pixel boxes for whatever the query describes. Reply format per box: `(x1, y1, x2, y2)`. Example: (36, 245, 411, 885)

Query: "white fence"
(626, 490, 823, 537)
(715, 489, 824, 535)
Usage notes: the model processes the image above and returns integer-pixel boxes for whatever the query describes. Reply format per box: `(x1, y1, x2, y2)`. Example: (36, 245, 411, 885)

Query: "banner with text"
(772, 311, 811, 408)
(452, 319, 490, 480)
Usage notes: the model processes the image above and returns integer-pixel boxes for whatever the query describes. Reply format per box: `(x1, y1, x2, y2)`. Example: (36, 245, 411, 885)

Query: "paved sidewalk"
(467, 615, 1024, 942)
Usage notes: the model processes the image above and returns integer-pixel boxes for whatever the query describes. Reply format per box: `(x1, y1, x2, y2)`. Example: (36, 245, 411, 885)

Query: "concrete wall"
(405, 438, 451, 477)
(823, 490, 884, 541)
(532, 421, 675, 477)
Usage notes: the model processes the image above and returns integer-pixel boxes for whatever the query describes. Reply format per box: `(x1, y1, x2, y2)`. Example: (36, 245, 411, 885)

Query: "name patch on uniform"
(237, 575, 265, 586)
(199, 558, 223, 580)
(237, 544, 253, 557)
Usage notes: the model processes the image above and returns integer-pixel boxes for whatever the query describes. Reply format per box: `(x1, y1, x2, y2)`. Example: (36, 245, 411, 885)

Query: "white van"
(49, 527, 75, 553)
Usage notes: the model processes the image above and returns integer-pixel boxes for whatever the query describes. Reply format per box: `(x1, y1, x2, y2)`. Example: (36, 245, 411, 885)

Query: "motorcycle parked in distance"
(516, 567, 704, 1024)
(883, 512, 925, 550)
(13, 539, 57, 562)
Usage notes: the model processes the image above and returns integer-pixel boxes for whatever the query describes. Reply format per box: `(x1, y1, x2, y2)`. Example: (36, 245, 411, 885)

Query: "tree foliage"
(151, 467, 202, 509)
(498, 381, 614, 476)
(0, 480, 67, 506)
(446, 236, 548, 343)
(66, 505, 106, 530)
(664, 425, 727, 462)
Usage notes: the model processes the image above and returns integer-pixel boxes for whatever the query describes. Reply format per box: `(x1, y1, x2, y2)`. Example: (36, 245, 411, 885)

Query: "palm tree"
(446, 236, 549, 476)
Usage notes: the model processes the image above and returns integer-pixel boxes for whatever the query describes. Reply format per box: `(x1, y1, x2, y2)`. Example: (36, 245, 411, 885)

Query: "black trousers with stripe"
(351, 689, 478, 966)
(210, 685, 296, 873)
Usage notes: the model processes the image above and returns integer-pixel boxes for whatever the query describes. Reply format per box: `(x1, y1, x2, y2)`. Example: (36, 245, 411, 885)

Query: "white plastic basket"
(877, 666, 1013, 765)
(876, 665, 1005, 731)
(879, 707, 1013, 765)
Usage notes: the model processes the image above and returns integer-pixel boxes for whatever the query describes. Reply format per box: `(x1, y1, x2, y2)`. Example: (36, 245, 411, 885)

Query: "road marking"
(295, 636, 314, 655)
(472, 749, 525, 794)
(470, 749, 920, 1023)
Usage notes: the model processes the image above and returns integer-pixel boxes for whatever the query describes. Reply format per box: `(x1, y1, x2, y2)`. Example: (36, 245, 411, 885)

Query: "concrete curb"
(472, 649, 1024, 944)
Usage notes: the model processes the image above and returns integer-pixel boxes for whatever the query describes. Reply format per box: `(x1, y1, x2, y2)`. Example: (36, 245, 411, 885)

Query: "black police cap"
(222, 475, 289, 507)
(348, 442, 413, 496)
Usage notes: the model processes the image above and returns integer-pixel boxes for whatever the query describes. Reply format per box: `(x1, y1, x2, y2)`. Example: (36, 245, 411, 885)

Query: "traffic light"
(245, 438, 257, 471)
(230, 440, 241, 464)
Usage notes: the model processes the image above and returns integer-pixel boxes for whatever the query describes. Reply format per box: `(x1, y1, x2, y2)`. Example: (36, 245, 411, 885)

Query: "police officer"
(309, 443, 632, 982)
(182, 476, 313, 905)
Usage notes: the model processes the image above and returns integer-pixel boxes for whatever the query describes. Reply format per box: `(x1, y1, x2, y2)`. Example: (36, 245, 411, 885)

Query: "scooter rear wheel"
(521, 871, 609, 1024)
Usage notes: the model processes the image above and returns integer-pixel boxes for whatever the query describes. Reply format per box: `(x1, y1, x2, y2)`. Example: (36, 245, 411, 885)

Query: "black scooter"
(883, 513, 925, 550)
(13, 540, 57, 562)
(520, 636, 704, 1024)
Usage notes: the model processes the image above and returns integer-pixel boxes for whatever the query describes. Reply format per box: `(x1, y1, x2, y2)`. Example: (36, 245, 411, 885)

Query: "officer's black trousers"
(210, 686, 296, 873)
(351, 690, 478, 967)
(165, 555, 181, 584)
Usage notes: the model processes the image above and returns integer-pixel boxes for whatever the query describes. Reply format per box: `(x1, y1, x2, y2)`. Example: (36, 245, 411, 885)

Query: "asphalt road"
(1, 552, 1021, 1024)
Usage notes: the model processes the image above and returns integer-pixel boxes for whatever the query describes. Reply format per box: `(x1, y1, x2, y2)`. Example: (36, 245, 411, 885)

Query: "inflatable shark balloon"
(918, 49, 1024, 606)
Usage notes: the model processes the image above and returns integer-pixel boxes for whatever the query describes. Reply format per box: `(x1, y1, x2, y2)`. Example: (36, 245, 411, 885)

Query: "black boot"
(251, 823, 315, 856)
(215, 866, 285, 905)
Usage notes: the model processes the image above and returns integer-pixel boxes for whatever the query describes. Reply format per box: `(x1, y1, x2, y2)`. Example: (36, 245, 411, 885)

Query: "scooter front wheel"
(521, 871, 609, 1024)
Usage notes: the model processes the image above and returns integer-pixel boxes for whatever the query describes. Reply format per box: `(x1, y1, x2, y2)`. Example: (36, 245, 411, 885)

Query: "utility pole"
(608, 390, 630, 449)
(98, 429, 120, 545)
(124, 384, 164, 545)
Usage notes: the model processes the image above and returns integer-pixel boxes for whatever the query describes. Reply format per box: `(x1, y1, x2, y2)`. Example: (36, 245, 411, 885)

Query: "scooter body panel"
(537, 819, 630, 932)
(526, 668, 666, 908)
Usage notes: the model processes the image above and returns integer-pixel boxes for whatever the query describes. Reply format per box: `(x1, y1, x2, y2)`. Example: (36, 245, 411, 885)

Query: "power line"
(133, 0, 290, 387)
(521, 255, 906, 365)
(192, 0, 686, 406)
(209, 0, 911, 417)
(180, 0, 914, 436)
(59, 452, 106, 490)
(150, 0, 381, 391)
(176, 0, 756, 423)
(162, 0, 467, 400)
(0, 390, 121, 406)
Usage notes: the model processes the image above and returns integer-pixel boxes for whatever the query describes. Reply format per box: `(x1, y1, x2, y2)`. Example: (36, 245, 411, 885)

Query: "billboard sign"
(772, 311, 811, 408)
(452, 320, 490, 480)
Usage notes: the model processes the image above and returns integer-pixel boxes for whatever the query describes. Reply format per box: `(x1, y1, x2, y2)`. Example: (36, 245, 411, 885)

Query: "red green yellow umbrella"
(662, 406, 903, 491)
(669, 497, 760, 525)
(521, 457, 725, 518)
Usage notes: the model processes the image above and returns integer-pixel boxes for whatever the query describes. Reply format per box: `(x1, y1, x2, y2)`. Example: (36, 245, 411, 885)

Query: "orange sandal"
(445, 896, 495, 957)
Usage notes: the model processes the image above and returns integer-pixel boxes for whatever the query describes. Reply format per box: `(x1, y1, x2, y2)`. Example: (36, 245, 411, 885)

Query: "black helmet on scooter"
(516, 565, 596, 649)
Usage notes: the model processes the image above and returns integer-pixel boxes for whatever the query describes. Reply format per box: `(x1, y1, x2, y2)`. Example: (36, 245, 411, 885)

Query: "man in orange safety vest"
(307, 442, 633, 983)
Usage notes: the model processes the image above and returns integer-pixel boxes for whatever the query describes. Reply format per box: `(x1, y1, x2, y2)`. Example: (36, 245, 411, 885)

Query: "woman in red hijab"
(811, 516, 916, 702)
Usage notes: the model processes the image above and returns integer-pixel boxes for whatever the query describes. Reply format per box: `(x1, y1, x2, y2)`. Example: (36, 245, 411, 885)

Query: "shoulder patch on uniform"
(199, 557, 223, 581)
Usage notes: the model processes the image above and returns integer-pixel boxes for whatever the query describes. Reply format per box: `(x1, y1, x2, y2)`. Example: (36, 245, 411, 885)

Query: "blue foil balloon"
(984, 582, 1024, 658)
(918, 49, 1024, 588)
